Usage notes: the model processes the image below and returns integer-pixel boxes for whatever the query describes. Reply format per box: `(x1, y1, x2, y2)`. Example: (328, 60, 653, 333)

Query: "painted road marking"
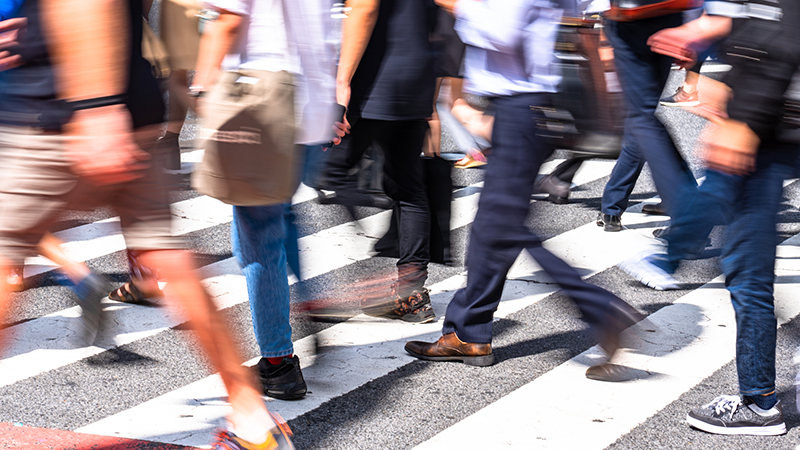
(414, 235, 800, 450)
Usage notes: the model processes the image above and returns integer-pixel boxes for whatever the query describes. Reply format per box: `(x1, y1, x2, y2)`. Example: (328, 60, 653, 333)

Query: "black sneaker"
(363, 288, 436, 323)
(687, 395, 786, 436)
(596, 213, 622, 232)
(258, 356, 307, 400)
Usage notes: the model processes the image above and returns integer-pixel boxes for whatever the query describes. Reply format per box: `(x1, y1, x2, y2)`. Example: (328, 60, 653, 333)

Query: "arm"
(40, 0, 148, 186)
(191, 9, 244, 95)
(41, 0, 129, 102)
(648, 14, 732, 68)
(336, 0, 380, 108)
(647, 12, 762, 176)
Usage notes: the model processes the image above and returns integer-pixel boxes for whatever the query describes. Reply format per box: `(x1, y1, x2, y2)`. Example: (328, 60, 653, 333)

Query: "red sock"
(267, 354, 292, 365)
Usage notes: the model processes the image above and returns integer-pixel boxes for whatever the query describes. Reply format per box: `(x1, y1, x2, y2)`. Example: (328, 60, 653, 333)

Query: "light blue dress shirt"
(454, 0, 564, 97)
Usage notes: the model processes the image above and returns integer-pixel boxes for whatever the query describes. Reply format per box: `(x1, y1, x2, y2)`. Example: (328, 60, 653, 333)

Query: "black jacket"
(710, 0, 800, 142)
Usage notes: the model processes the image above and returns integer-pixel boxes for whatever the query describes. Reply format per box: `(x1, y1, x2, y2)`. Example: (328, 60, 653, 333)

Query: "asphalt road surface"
(3, 65, 800, 450)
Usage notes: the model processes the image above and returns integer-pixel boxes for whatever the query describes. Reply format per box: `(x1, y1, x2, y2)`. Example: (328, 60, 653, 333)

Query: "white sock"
(748, 402, 778, 416)
(231, 410, 277, 444)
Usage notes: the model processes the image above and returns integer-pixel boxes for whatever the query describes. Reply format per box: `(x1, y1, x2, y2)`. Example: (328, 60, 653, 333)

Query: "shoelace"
(705, 395, 742, 420)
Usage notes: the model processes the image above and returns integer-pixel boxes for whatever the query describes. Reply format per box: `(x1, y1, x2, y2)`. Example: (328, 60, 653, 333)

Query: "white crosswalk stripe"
(3, 146, 800, 450)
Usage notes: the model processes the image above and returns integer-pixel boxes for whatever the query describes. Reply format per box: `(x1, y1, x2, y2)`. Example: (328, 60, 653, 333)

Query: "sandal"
(109, 282, 159, 304)
(454, 151, 487, 169)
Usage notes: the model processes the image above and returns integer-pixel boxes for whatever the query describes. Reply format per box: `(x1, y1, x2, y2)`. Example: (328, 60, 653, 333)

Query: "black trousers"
(325, 118, 430, 292)
(443, 93, 635, 344)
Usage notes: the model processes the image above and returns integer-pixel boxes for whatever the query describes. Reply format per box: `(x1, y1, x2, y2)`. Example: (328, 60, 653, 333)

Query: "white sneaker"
(618, 252, 679, 290)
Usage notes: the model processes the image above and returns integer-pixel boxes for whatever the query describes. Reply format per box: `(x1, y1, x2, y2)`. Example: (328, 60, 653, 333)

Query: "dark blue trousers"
(601, 15, 697, 218)
(443, 93, 634, 344)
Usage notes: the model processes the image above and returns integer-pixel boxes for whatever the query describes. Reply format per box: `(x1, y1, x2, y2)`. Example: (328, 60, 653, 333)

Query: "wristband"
(68, 95, 127, 111)
(39, 95, 128, 130)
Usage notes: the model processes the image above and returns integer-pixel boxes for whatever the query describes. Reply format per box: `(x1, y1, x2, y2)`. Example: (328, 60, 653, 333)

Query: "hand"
(423, 110, 440, 157)
(647, 27, 698, 68)
(335, 80, 352, 137)
(63, 105, 151, 185)
(435, 0, 460, 13)
(0, 17, 26, 72)
(701, 119, 760, 176)
(331, 120, 349, 146)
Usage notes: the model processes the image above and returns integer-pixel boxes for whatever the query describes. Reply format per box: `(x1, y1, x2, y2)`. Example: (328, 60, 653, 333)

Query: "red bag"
(605, 0, 704, 22)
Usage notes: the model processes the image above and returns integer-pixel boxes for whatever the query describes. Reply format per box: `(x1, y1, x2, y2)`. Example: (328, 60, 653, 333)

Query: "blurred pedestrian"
(406, 0, 644, 375)
(0, 1, 292, 448)
(622, 1, 800, 435)
(192, 0, 339, 405)
(596, 0, 700, 232)
(327, 0, 437, 323)
(158, 0, 202, 170)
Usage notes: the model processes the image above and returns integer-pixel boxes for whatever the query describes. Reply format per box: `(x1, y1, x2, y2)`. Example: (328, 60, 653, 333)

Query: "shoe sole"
(363, 300, 436, 324)
(641, 207, 666, 216)
(405, 347, 495, 367)
(659, 100, 700, 107)
(262, 381, 308, 401)
(585, 363, 631, 382)
(398, 308, 436, 323)
(686, 414, 787, 436)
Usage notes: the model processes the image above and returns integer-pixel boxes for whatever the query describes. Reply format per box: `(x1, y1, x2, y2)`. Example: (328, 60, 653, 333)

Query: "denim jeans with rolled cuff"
(659, 142, 798, 396)
(232, 204, 293, 358)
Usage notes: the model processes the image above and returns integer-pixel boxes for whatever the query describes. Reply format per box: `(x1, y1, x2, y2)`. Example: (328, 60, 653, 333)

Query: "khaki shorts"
(0, 125, 181, 266)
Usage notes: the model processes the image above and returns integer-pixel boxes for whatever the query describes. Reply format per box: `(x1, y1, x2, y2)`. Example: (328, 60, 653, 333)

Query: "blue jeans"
(283, 145, 329, 278)
(658, 143, 798, 396)
(443, 93, 635, 344)
(232, 205, 293, 358)
(601, 16, 697, 219)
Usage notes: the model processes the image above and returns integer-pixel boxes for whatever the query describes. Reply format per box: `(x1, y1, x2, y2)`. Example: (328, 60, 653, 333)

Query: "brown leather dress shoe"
(405, 332, 494, 366)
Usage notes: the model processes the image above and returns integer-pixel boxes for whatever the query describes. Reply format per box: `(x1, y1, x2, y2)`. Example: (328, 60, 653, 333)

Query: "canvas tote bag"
(192, 70, 300, 206)
(191, 0, 335, 206)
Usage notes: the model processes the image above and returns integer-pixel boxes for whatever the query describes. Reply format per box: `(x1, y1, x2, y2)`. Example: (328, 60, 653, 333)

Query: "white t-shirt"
(208, 0, 299, 74)
(207, 0, 336, 144)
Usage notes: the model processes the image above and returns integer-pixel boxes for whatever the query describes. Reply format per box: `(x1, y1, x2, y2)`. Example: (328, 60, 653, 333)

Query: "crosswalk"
(3, 138, 800, 449)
